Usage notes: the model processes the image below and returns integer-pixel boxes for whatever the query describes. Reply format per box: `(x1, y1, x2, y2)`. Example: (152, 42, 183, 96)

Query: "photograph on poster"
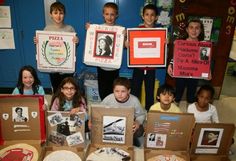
(197, 128, 224, 147)
(49, 131, 66, 146)
(66, 131, 84, 146)
(70, 114, 83, 127)
(95, 33, 114, 58)
(200, 47, 210, 60)
(47, 112, 64, 126)
(12, 106, 29, 122)
(146, 133, 167, 148)
(102, 116, 126, 144)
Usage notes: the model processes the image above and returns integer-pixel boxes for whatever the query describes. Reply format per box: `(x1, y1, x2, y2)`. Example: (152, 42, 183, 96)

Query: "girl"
(187, 84, 219, 123)
(12, 65, 45, 95)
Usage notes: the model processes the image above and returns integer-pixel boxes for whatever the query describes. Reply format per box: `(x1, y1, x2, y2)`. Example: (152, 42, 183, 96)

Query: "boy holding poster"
(167, 19, 207, 105)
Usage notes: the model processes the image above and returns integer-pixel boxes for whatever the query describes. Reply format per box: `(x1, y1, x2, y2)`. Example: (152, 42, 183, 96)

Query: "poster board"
(36, 30, 76, 73)
(83, 24, 125, 69)
(173, 40, 212, 79)
(127, 28, 167, 67)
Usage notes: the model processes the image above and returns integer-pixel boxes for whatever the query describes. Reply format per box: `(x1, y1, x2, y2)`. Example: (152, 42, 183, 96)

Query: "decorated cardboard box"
(190, 123, 235, 161)
(42, 111, 86, 161)
(85, 104, 134, 161)
(144, 111, 195, 161)
(0, 95, 46, 161)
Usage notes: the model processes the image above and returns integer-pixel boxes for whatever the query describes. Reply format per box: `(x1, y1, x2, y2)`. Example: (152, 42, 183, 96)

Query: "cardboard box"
(42, 111, 86, 161)
(144, 111, 195, 161)
(190, 123, 235, 161)
(0, 95, 46, 161)
(85, 105, 134, 160)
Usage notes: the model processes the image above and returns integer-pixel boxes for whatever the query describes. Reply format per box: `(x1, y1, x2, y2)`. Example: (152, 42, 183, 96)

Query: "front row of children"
(12, 65, 219, 147)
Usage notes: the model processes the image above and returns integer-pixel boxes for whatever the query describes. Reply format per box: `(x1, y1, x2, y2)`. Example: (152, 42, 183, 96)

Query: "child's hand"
(133, 121, 140, 133)
(88, 120, 92, 130)
(73, 35, 79, 44)
(70, 107, 80, 114)
(33, 36, 38, 44)
(167, 64, 173, 77)
(124, 40, 129, 48)
(85, 22, 90, 30)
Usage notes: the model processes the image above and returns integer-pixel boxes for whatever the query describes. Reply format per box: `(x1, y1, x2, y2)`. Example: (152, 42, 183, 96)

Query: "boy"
(149, 84, 182, 113)
(101, 77, 146, 147)
(35, 1, 78, 93)
(131, 4, 159, 112)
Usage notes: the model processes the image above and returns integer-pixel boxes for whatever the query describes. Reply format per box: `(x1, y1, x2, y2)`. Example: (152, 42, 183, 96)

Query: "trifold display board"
(0, 95, 46, 161)
(144, 111, 195, 161)
(85, 104, 134, 161)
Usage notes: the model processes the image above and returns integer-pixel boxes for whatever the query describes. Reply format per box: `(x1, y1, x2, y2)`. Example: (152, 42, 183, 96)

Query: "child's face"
(22, 70, 34, 89)
(113, 85, 130, 102)
(50, 9, 64, 25)
(186, 22, 202, 40)
(158, 92, 175, 106)
(103, 7, 118, 26)
(142, 9, 158, 28)
(197, 90, 212, 109)
(61, 83, 76, 100)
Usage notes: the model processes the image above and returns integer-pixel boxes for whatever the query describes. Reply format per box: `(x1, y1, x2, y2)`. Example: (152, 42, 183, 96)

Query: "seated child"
(149, 84, 182, 113)
(187, 84, 219, 123)
(101, 77, 146, 147)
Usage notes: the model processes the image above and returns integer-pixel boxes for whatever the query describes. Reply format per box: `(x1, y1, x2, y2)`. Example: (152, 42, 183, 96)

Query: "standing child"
(131, 4, 159, 112)
(187, 84, 219, 123)
(101, 77, 146, 147)
(35, 1, 79, 93)
(149, 84, 182, 113)
(12, 65, 45, 95)
(167, 19, 205, 105)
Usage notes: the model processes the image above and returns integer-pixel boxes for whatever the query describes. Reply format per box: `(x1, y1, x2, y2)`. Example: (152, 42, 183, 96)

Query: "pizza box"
(42, 111, 86, 161)
(190, 123, 235, 161)
(144, 111, 195, 161)
(0, 95, 46, 161)
(85, 104, 135, 161)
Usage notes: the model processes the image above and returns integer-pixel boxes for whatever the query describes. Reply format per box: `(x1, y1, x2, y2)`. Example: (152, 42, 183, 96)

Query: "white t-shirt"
(187, 103, 219, 123)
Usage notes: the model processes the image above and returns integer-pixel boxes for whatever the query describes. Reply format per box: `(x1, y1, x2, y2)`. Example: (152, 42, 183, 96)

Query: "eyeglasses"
(62, 87, 76, 91)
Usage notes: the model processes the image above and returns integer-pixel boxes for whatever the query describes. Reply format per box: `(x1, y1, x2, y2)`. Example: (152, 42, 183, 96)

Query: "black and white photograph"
(66, 131, 84, 146)
(146, 133, 167, 148)
(95, 33, 114, 57)
(70, 114, 83, 127)
(200, 47, 210, 60)
(47, 112, 64, 126)
(12, 106, 29, 122)
(48, 131, 66, 146)
(102, 116, 126, 144)
(197, 128, 224, 147)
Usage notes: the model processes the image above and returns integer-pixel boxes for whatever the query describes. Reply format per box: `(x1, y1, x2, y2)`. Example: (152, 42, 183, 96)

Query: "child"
(12, 65, 45, 95)
(101, 77, 146, 147)
(187, 84, 219, 123)
(86, 2, 122, 100)
(131, 4, 159, 112)
(35, 1, 79, 93)
(167, 19, 205, 105)
(149, 84, 182, 113)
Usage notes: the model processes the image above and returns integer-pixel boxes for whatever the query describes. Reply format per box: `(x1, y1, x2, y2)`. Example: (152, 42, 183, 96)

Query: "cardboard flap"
(90, 104, 134, 147)
(190, 123, 235, 155)
(46, 111, 85, 148)
(0, 95, 46, 144)
(145, 111, 195, 151)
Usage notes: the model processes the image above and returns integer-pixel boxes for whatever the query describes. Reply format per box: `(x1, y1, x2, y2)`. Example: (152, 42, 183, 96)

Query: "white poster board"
(36, 30, 76, 73)
(83, 24, 125, 69)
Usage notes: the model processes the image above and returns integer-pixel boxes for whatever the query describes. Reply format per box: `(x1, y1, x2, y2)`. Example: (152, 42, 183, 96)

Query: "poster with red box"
(173, 40, 212, 79)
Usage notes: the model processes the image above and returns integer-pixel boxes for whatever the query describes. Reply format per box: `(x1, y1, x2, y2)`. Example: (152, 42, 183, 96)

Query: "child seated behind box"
(149, 84, 182, 113)
(101, 77, 146, 147)
(187, 84, 219, 123)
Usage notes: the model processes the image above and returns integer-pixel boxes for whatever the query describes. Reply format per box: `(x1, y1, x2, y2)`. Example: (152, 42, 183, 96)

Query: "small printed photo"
(70, 114, 83, 127)
(199, 47, 210, 60)
(47, 112, 64, 126)
(48, 131, 66, 146)
(12, 106, 29, 122)
(95, 33, 114, 58)
(66, 132, 84, 146)
(146, 133, 167, 148)
(57, 117, 71, 136)
(197, 128, 224, 147)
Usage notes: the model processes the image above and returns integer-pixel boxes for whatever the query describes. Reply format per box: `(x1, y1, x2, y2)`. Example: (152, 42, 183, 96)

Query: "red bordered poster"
(173, 40, 212, 79)
(127, 28, 167, 67)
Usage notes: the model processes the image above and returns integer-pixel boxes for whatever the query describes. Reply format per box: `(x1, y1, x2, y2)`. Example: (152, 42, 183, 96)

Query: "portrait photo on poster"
(95, 32, 115, 58)
(197, 128, 224, 147)
(12, 106, 29, 122)
(146, 133, 167, 148)
(200, 47, 210, 60)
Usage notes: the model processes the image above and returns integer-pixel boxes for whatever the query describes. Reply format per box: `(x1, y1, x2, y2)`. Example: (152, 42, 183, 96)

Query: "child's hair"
(197, 84, 215, 99)
(16, 65, 41, 94)
(142, 4, 158, 16)
(50, 1, 65, 14)
(113, 77, 131, 90)
(184, 18, 205, 41)
(157, 84, 176, 100)
(103, 2, 119, 15)
(50, 77, 85, 111)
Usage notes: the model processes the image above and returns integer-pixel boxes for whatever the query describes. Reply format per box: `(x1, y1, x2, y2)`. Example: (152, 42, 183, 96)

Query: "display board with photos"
(85, 105, 134, 161)
(127, 28, 168, 67)
(42, 111, 86, 161)
(0, 95, 46, 161)
(83, 24, 125, 69)
(173, 40, 212, 79)
(190, 123, 235, 161)
(36, 30, 76, 73)
(144, 111, 195, 161)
